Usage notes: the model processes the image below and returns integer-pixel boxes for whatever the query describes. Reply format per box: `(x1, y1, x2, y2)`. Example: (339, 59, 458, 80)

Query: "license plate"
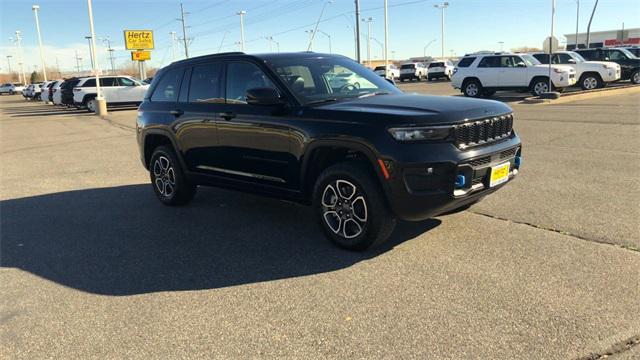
(489, 162, 510, 187)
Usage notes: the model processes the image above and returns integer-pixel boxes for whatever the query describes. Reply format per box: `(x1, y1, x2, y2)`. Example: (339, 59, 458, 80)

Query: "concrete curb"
(520, 83, 640, 105)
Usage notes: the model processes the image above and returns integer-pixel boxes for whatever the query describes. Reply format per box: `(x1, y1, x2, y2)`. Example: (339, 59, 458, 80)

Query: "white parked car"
(451, 52, 577, 97)
(73, 76, 149, 112)
(531, 51, 621, 90)
(40, 81, 57, 103)
(326, 72, 362, 89)
(51, 80, 65, 105)
(0, 83, 25, 95)
(25, 83, 43, 100)
(373, 64, 400, 79)
(399, 62, 427, 82)
(427, 60, 455, 81)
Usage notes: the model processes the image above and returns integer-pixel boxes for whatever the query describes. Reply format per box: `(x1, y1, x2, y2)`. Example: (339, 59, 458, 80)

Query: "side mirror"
(246, 87, 284, 106)
(567, 59, 576, 64)
(604, 57, 610, 61)
(516, 62, 526, 67)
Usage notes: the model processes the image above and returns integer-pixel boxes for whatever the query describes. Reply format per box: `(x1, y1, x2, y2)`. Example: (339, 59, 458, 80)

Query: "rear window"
(400, 64, 415, 69)
(532, 54, 549, 64)
(429, 62, 444, 68)
(478, 56, 500, 68)
(575, 50, 596, 60)
(150, 67, 183, 102)
(82, 79, 96, 87)
(457, 57, 476, 67)
(374, 66, 385, 71)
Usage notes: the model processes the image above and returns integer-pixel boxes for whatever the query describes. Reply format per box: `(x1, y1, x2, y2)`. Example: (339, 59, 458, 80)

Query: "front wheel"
(580, 74, 602, 90)
(463, 79, 483, 98)
(530, 79, 551, 96)
(149, 145, 196, 206)
(86, 98, 97, 113)
(313, 162, 396, 251)
(631, 70, 640, 85)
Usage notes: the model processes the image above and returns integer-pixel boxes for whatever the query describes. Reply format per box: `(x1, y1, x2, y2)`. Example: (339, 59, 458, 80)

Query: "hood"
(312, 94, 512, 125)
(584, 60, 620, 68)
(533, 64, 575, 72)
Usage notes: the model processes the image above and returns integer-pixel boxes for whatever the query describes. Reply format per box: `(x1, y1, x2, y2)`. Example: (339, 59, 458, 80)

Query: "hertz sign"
(123, 30, 154, 50)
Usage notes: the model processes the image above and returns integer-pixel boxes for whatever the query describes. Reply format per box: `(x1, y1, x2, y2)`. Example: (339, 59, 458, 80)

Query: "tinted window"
(188, 62, 224, 103)
(554, 53, 573, 64)
(533, 54, 549, 64)
(457, 57, 475, 67)
(82, 79, 96, 87)
(609, 50, 628, 60)
(400, 64, 415, 69)
(478, 56, 500, 68)
(225, 62, 276, 104)
(576, 50, 596, 60)
(429, 62, 444, 68)
(374, 66, 385, 71)
(151, 67, 183, 102)
(99, 78, 117, 87)
(118, 77, 136, 86)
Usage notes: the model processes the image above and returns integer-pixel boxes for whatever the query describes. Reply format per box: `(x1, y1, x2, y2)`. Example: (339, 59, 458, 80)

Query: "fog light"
(515, 156, 522, 168)
(455, 175, 466, 188)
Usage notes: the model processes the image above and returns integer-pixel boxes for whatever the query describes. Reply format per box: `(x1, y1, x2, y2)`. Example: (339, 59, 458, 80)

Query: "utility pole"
(169, 31, 177, 60)
(383, 0, 389, 78)
(15, 31, 27, 84)
(218, 31, 229, 53)
(498, 41, 504, 51)
(179, 3, 190, 58)
(32, 5, 47, 81)
(423, 39, 435, 58)
(362, 17, 373, 67)
(85, 36, 95, 69)
(6, 55, 13, 81)
(434, 2, 449, 60)
(237, 11, 246, 52)
(75, 50, 82, 73)
(354, 0, 361, 63)
(574, 0, 579, 49)
(100, 37, 116, 74)
(305, 30, 315, 50)
(307, 1, 333, 51)
(317, 31, 331, 53)
(265, 36, 274, 52)
(585, 0, 598, 48)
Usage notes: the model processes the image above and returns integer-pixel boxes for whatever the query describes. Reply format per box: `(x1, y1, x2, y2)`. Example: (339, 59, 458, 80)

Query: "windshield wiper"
(358, 91, 390, 98)
(306, 98, 339, 106)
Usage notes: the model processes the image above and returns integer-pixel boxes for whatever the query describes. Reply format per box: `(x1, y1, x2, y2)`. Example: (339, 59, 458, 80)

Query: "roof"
(170, 51, 346, 66)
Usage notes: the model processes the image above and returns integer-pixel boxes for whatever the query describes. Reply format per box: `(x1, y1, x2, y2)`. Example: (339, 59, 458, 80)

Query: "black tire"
(313, 161, 396, 251)
(149, 145, 196, 206)
(85, 97, 97, 113)
(463, 79, 483, 98)
(579, 73, 602, 90)
(631, 70, 640, 85)
(530, 78, 551, 96)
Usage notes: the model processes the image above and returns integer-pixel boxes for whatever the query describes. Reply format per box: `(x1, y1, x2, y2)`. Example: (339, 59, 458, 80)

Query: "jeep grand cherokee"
(137, 52, 522, 250)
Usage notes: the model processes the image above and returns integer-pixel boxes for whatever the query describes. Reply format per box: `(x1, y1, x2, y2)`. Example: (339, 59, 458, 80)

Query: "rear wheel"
(579, 73, 602, 90)
(313, 162, 396, 251)
(86, 98, 97, 113)
(149, 145, 196, 206)
(631, 70, 640, 85)
(463, 79, 483, 98)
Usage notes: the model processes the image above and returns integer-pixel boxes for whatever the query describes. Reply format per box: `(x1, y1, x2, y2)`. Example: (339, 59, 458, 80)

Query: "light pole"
(354, 0, 361, 63)
(383, 0, 389, 79)
(573, 0, 580, 49)
(179, 3, 190, 58)
(85, 36, 95, 69)
(307, 0, 334, 51)
(317, 30, 332, 53)
(237, 10, 246, 52)
(32, 5, 47, 81)
(433, 2, 449, 60)
(265, 36, 274, 52)
(498, 41, 504, 51)
(86, 0, 106, 115)
(362, 17, 373, 67)
(423, 39, 436, 58)
(100, 37, 116, 74)
(75, 50, 82, 74)
(6, 55, 13, 81)
(15, 31, 27, 84)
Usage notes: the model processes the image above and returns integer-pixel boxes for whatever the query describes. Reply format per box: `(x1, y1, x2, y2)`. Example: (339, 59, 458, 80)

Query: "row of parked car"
(373, 60, 455, 82)
(451, 47, 639, 98)
(16, 75, 149, 112)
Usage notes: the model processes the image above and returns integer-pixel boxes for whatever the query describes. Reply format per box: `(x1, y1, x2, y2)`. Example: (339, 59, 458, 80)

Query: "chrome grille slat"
(454, 114, 513, 148)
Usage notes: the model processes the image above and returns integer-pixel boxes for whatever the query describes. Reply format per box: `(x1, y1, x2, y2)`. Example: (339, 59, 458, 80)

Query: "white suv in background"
(0, 83, 25, 95)
(531, 51, 621, 90)
(373, 64, 400, 80)
(427, 60, 455, 81)
(451, 52, 576, 97)
(399, 62, 427, 82)
(73, 76, 149, 112)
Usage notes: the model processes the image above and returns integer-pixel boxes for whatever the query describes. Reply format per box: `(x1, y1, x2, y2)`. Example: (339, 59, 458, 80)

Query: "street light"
(498, 41, 504, 51)
(32, 5, 47, 81)
(316, 30, 332, 53)
(6, 55, 13, 81)
(100, 36, 116, 74)
(433, 2, 449, 60)
(307, 0, 334, 51)
(86, 0, 106, 115)
(85, 36, 95, 69)
(305, 29, 315, 50)
(237, 11, 246, 52)
(362, 17, 373, 66)
(573, 0, 579, 49)
(14, 31, 27, 84)
(423, 39, 436, 58)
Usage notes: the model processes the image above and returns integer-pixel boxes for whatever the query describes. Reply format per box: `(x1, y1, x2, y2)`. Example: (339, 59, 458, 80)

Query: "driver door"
(498, 56, 527, 87)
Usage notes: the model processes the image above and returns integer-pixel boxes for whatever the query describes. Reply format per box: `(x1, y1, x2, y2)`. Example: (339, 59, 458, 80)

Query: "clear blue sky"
(1, 0, 639, 72)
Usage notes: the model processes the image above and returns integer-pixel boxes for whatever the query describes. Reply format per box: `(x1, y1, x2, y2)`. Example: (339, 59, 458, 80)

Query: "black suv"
(574, 47, 640, 84)
(137, 52, 522, 250)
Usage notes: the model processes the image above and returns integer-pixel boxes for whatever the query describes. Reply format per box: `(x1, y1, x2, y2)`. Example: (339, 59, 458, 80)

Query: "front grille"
(500, 147, 518, 159)
(454, 114, 513, 149)
(468, 156, 491, 167)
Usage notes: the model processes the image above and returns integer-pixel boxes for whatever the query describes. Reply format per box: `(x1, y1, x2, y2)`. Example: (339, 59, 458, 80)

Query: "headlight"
(388, 126, 451, 142)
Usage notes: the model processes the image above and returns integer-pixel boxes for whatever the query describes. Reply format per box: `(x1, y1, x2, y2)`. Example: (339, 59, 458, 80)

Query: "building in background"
(565, 28, 640, 50)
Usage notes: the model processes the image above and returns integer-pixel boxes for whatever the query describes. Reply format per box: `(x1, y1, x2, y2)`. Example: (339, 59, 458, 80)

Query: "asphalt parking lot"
(1, 85, 639, 359)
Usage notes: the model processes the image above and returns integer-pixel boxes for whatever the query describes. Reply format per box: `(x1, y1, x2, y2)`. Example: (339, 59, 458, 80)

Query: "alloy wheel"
(153, 156, 176, 198)
(465, 83, 478, 97)
(533, 82, 548, 96)
(633, 72, 640, 84)
(87, 99, 97, 112)
(583, 77, 598, 90)
(321, 179, 368, 239)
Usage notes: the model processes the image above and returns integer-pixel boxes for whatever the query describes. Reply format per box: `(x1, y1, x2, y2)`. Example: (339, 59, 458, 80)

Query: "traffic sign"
(124, 30, 154, 50)
(543, 36, 560, 54)
(131, 51, 151, 61)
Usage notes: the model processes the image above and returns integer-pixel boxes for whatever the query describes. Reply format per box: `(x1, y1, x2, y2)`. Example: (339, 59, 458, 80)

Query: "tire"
(579, 73, 602, 90)
(313, 161, 396, 251)
(399, 78, 405, 83)
(149, 145, 196, 206)
(631, 70, 640, 85)
(463, 79, 483, 98)
(530, 78, 551, 96)
(86, 98, 97, 113)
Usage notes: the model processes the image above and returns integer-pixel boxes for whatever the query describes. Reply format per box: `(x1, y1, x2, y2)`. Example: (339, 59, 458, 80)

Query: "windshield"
(267, 55, 401, 104)
(618, 48, 637, 58)
(520, 54, 541, 66)
(567, 52, 586, 62)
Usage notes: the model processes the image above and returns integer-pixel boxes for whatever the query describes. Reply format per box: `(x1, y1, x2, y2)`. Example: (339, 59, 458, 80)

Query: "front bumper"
(383, 134, 521, 221)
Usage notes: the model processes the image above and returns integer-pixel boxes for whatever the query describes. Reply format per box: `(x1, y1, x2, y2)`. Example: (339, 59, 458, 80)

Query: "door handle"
(169, 109, 184, 117)
(220, 112, 236, 120)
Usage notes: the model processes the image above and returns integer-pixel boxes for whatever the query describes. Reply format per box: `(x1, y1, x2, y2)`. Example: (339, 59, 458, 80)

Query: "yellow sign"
(124, 30, 154, 50)
(131, 51, 151, 61)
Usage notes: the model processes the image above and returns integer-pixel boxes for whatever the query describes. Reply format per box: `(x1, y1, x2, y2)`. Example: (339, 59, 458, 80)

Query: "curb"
(520, 83, 640, 105)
